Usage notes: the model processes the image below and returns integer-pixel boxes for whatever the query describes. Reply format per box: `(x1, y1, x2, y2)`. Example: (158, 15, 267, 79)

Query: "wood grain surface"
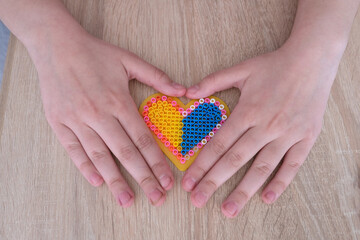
(1, 1, 360, 239)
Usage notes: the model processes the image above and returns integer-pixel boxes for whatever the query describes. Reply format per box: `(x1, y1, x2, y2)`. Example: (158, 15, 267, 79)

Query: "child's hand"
(182, 42, 342, 217)
(34, 33, 185, 207)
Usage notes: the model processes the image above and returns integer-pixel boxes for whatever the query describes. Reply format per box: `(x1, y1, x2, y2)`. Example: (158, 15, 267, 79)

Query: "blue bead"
(180, 101, 223, 155)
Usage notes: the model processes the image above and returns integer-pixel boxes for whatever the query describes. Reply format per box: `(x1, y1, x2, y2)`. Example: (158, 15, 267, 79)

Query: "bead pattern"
(145, 98, 183, 150)
(140, 94, 230, 170)
(180, 102, 222, 155)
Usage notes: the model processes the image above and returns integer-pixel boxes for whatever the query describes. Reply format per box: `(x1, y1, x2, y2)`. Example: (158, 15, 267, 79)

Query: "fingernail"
(223, 201, 238, 216)
(160, 175, 171, 189)
(187, 84, 199, 94)
(194, 191, 207, 207)
(118, 191, 132, 206)
(264, 191, 276, 203)
(90, 173, 103, 186)
(183, 177, 196, 191)
(172, 82, 185, 89)
(149, 189, 163, 204)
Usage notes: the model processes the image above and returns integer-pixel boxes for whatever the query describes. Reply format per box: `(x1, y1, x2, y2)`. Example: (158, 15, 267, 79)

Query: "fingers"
(261, 139, 314, 205)
(116, 100, 174, 191)
(182, 107, 253, 192)
(90, 117, 167, 206)
(186, 63, 250, 99)
(220, 138, 293, 218)
(52, 123, 104, 187)
(70, 124, 135, 208)
(188, 127, 273, 208)
(122, 51, 186, 96)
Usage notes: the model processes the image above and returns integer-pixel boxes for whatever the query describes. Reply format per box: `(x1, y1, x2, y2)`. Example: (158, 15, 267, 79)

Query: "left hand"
(182, 43, 341, 218)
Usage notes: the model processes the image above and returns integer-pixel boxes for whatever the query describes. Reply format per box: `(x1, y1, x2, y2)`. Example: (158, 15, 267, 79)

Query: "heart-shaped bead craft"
(139, 93, 230, 171)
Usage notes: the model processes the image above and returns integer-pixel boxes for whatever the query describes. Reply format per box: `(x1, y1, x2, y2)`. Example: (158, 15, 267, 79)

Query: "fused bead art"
(139, 93, 230, 171)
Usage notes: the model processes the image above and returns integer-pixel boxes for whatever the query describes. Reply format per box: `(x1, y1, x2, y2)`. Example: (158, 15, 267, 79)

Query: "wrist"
(276, 32, 347, 87)
(280, 31, 348, 70)
(282, 1, 353, 65)
(286, 27, 347, 56)
(18, 3, 90, 67)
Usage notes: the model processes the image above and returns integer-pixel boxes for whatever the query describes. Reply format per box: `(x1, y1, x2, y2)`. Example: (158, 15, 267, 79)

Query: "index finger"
(91, 118, 167, 206)
(181, 106, 253, 191)
(117, 99, 174, 191)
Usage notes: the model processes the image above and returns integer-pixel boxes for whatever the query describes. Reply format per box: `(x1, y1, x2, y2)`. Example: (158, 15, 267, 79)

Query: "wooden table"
(1, 1, 359, 239)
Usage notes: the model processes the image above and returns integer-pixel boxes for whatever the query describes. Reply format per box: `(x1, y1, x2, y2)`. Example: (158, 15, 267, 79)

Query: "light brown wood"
(1, 1, 360, 239)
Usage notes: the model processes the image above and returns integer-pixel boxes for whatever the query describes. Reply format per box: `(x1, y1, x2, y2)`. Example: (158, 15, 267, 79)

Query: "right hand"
(31, 31, 186, 207)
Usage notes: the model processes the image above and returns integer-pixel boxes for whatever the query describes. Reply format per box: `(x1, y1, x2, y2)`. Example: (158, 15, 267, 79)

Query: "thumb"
(122, 51, 186, 97)
(186, 63, 250, 99)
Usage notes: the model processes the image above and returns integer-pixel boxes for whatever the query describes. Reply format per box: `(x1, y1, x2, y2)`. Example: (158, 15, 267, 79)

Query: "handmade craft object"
(139, 93, 230, 171)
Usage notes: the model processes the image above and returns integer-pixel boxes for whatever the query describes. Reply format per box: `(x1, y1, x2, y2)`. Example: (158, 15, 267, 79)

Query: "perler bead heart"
(139, 93, 230, 171)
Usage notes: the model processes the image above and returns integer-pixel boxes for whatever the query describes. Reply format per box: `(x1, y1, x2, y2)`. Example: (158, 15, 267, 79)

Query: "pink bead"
(194, 101, 199, 106)
(220, 120, 225, 124)
(180, 158, 186, 164)
(186, 108, 192, 113)
(144, 116, 149, 121)
(213, 128, 218, 133)
(221, 110, 226, 115)
(205, 136, 211, 141)
(205, 98, 210, 103)
(179, 108, 184, 113)
(197, 143, 203, 149)
(215, 101, 220, 106)
(157, 133, 163, 139)
(161, 96, 167, 101)
(143, 105, 149, 111)
(150, 125, 156, 131)
(165, 141, 170, 147)
(172, 149, 178, 155)
(171, 101, 177, 107)
(189, 150, 194, 156)
(151, 98, 156, 103)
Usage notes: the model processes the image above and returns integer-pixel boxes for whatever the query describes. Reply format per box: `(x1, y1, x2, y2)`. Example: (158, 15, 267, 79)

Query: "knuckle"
(273, 180, 287, 192)
(253, 161, 273, 176)
(104, 90, 123, 107)
(154, 68, 169, 84)
(233, 190, 249, 202)
(118, 145, 135, 161)
(266, 112, 291, 134)
(286, 160, 301, 171)
(88, 112, 108, 124)
(78, 161, 93, 172)
(204, 73, 217, 85)
(116, 99, 131, 113)
(65, 142, 83, 156)
(204, 179, 218, 191)
(89, 149, 109, 163)
(238, 110, 256, 127)
(150, 161, 166, 174)
(226, 151, 245, 168)
(210, 138, 226, 156)
(108, 177, 125, 188)
(192, 165, 207, 177)
(139, 175, 156, 188)
(305, 126, 322, 141)
(135, 134, 154, 150)
(81, 99, 101, 117)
